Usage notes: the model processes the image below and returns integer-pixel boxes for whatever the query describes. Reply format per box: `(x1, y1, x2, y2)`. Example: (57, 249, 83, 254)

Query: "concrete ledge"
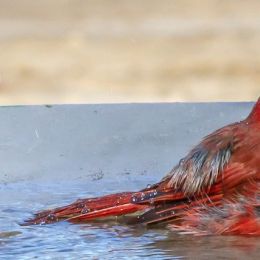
(0, 102, 253, 184)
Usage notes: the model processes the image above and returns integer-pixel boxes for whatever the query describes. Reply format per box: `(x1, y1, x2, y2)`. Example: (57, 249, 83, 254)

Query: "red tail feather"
(24, 185, 224, 226)
(24, 191, 149, 225)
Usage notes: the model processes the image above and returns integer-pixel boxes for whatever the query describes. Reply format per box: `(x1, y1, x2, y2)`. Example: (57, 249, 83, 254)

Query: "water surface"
(1, 178, 260, 259)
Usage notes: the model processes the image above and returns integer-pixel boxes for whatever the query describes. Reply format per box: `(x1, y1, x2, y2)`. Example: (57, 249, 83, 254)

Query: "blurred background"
(0, 0, 260, 105)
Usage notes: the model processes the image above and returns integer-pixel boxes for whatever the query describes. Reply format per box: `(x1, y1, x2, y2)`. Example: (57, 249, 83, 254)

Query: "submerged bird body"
(25, 100, 260, 235)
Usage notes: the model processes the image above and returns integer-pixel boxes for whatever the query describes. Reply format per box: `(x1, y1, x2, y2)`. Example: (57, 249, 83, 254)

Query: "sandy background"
(0, 0, 260, 104)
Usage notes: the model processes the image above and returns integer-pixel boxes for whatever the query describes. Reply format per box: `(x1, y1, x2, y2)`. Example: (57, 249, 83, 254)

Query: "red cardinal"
(25, 99, 260, 235)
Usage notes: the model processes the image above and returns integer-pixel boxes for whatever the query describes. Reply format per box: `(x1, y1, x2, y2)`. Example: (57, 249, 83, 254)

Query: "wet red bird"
(26, 99, 260, 235)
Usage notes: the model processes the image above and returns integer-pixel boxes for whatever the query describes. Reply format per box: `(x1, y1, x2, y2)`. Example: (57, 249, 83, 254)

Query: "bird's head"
(247, 97, 260, 123)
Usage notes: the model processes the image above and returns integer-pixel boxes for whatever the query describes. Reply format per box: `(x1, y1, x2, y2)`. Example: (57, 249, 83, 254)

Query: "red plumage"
(25, 99, 260, 235)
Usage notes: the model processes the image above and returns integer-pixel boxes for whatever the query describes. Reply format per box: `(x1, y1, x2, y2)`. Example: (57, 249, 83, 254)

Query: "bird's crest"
(247, 97, 260, 123)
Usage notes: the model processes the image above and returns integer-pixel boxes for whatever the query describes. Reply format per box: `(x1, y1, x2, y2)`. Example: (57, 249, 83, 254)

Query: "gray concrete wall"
(0, 102, 253, 185)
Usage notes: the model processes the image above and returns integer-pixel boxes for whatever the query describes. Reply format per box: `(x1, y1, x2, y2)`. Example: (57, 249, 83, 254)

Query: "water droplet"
(78, 202, 85, 208)
(46, 214, 57, 222)
(81, 207, 89, 214)
(131, 196, 137, 202)
(179, 159, 185, 165)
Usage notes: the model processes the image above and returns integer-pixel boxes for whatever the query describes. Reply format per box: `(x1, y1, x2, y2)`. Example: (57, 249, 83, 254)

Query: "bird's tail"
(23, 172, 258, 227)
(23, 191, 149, 225)
(23, 186, 178, 225)
(23, 185, 224, 226)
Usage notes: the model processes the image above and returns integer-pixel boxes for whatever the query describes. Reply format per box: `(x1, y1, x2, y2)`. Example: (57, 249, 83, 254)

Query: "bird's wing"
(163, 124, 239, 194)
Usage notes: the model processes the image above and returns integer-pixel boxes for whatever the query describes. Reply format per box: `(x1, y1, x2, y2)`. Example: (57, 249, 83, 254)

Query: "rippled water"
(1, 179, 260, 259)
